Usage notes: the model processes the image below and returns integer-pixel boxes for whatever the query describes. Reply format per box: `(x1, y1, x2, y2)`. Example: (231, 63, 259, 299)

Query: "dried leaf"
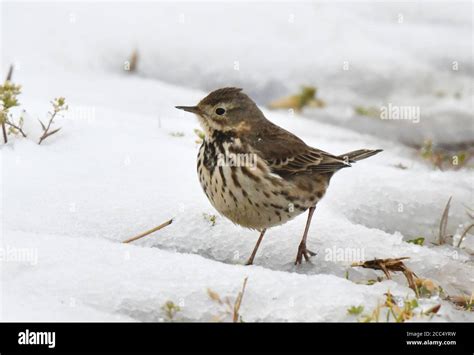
(207, 289, 222, 304)
(38, 119, 46, 131)
(424, 304, 441, 315)
(415, 278, 440, 298)
(352, 257, 418, 294)
(448, 294, 474, 311)
(439, 196, 452, 245)
(43, 127, 61, 138)
(456, 223, 474, 248)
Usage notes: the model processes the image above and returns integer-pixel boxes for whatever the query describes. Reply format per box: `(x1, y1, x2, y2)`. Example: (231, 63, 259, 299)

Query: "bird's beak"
(175, 105, 202, 115)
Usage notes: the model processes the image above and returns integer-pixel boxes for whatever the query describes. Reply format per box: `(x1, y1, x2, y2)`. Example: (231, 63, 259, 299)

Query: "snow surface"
(0, 1, 473, 322)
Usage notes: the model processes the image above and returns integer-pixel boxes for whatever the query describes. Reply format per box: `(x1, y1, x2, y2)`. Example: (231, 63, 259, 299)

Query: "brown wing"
(244, 121, 350, 175)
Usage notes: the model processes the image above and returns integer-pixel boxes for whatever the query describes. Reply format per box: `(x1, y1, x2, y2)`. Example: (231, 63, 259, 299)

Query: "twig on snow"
(123, 218, 173, 243)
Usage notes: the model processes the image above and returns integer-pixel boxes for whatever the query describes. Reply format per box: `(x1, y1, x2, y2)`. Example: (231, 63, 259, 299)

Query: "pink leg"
(295, 207, 317, 265)
(246, 229, 266, 265)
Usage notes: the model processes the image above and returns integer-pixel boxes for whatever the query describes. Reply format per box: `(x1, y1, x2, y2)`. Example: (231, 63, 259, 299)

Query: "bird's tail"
(339, 149, 383, 163)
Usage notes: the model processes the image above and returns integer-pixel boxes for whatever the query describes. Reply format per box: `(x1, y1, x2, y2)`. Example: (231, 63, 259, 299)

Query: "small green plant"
(268, 86, 325, 112)
(203, 213, 217, 226)
(357, 291, 440, 323)
(366, 278, 383, 286)
(420, 140, 471, 170)
(0, 80, 20, 111)
(0, 79, 23, 142)
(434, 90, 462, 100)
(296, 86, 324, 109)
(354, 105, 379, 118)
(38, 97, 68, 145)
(161, 300, 181, 321)
(7, 113, 26, 137)
(407, 237, 425, 246)
(1, 66, 67, 145)
(347, 305, 364, 316)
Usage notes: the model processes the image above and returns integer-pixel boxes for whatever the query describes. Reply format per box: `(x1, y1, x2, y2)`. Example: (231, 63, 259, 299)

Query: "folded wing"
(245, 121, 351, 176)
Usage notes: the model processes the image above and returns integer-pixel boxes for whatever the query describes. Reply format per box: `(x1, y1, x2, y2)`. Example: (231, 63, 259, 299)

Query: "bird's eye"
(215, 107, 226, 116)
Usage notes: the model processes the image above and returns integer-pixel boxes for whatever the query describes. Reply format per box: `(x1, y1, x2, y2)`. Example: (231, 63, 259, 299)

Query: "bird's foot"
(295, 243, 316, 265)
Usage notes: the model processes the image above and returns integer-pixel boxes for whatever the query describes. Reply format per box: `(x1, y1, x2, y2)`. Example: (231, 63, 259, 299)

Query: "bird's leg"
(245, 229, 266, 265)
(295, 206, 317, 265)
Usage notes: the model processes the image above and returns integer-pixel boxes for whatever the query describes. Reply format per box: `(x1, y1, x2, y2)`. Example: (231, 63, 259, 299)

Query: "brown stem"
(123, 219, 173, 243)
(2, 64, 14, 144)
(457, 223, 474, 248)
(6, 65, 13, 81)
(5, 120, 27, 138)
(1, 123, 7, 143)
(38, 111, 58, 145)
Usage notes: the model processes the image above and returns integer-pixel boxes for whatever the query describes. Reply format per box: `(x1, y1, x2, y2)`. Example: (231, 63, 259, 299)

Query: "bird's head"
(176, 87, 264, 137)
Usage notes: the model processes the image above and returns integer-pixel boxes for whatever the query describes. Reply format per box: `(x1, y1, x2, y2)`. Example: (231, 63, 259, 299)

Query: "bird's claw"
(295, 244, 316, 265)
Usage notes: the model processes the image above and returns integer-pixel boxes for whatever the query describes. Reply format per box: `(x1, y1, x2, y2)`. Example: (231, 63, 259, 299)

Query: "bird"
(176, 88, 382, 265)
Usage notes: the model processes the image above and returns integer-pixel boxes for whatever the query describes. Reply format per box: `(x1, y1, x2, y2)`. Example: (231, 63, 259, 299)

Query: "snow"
(1, 1, 473, 322)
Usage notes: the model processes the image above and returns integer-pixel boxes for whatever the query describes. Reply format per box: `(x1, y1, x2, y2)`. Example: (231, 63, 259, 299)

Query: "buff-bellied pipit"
(176, 88, 382, 265)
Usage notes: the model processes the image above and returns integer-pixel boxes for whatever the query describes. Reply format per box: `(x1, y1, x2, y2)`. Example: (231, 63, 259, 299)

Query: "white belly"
(196, 141, 311, 230)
